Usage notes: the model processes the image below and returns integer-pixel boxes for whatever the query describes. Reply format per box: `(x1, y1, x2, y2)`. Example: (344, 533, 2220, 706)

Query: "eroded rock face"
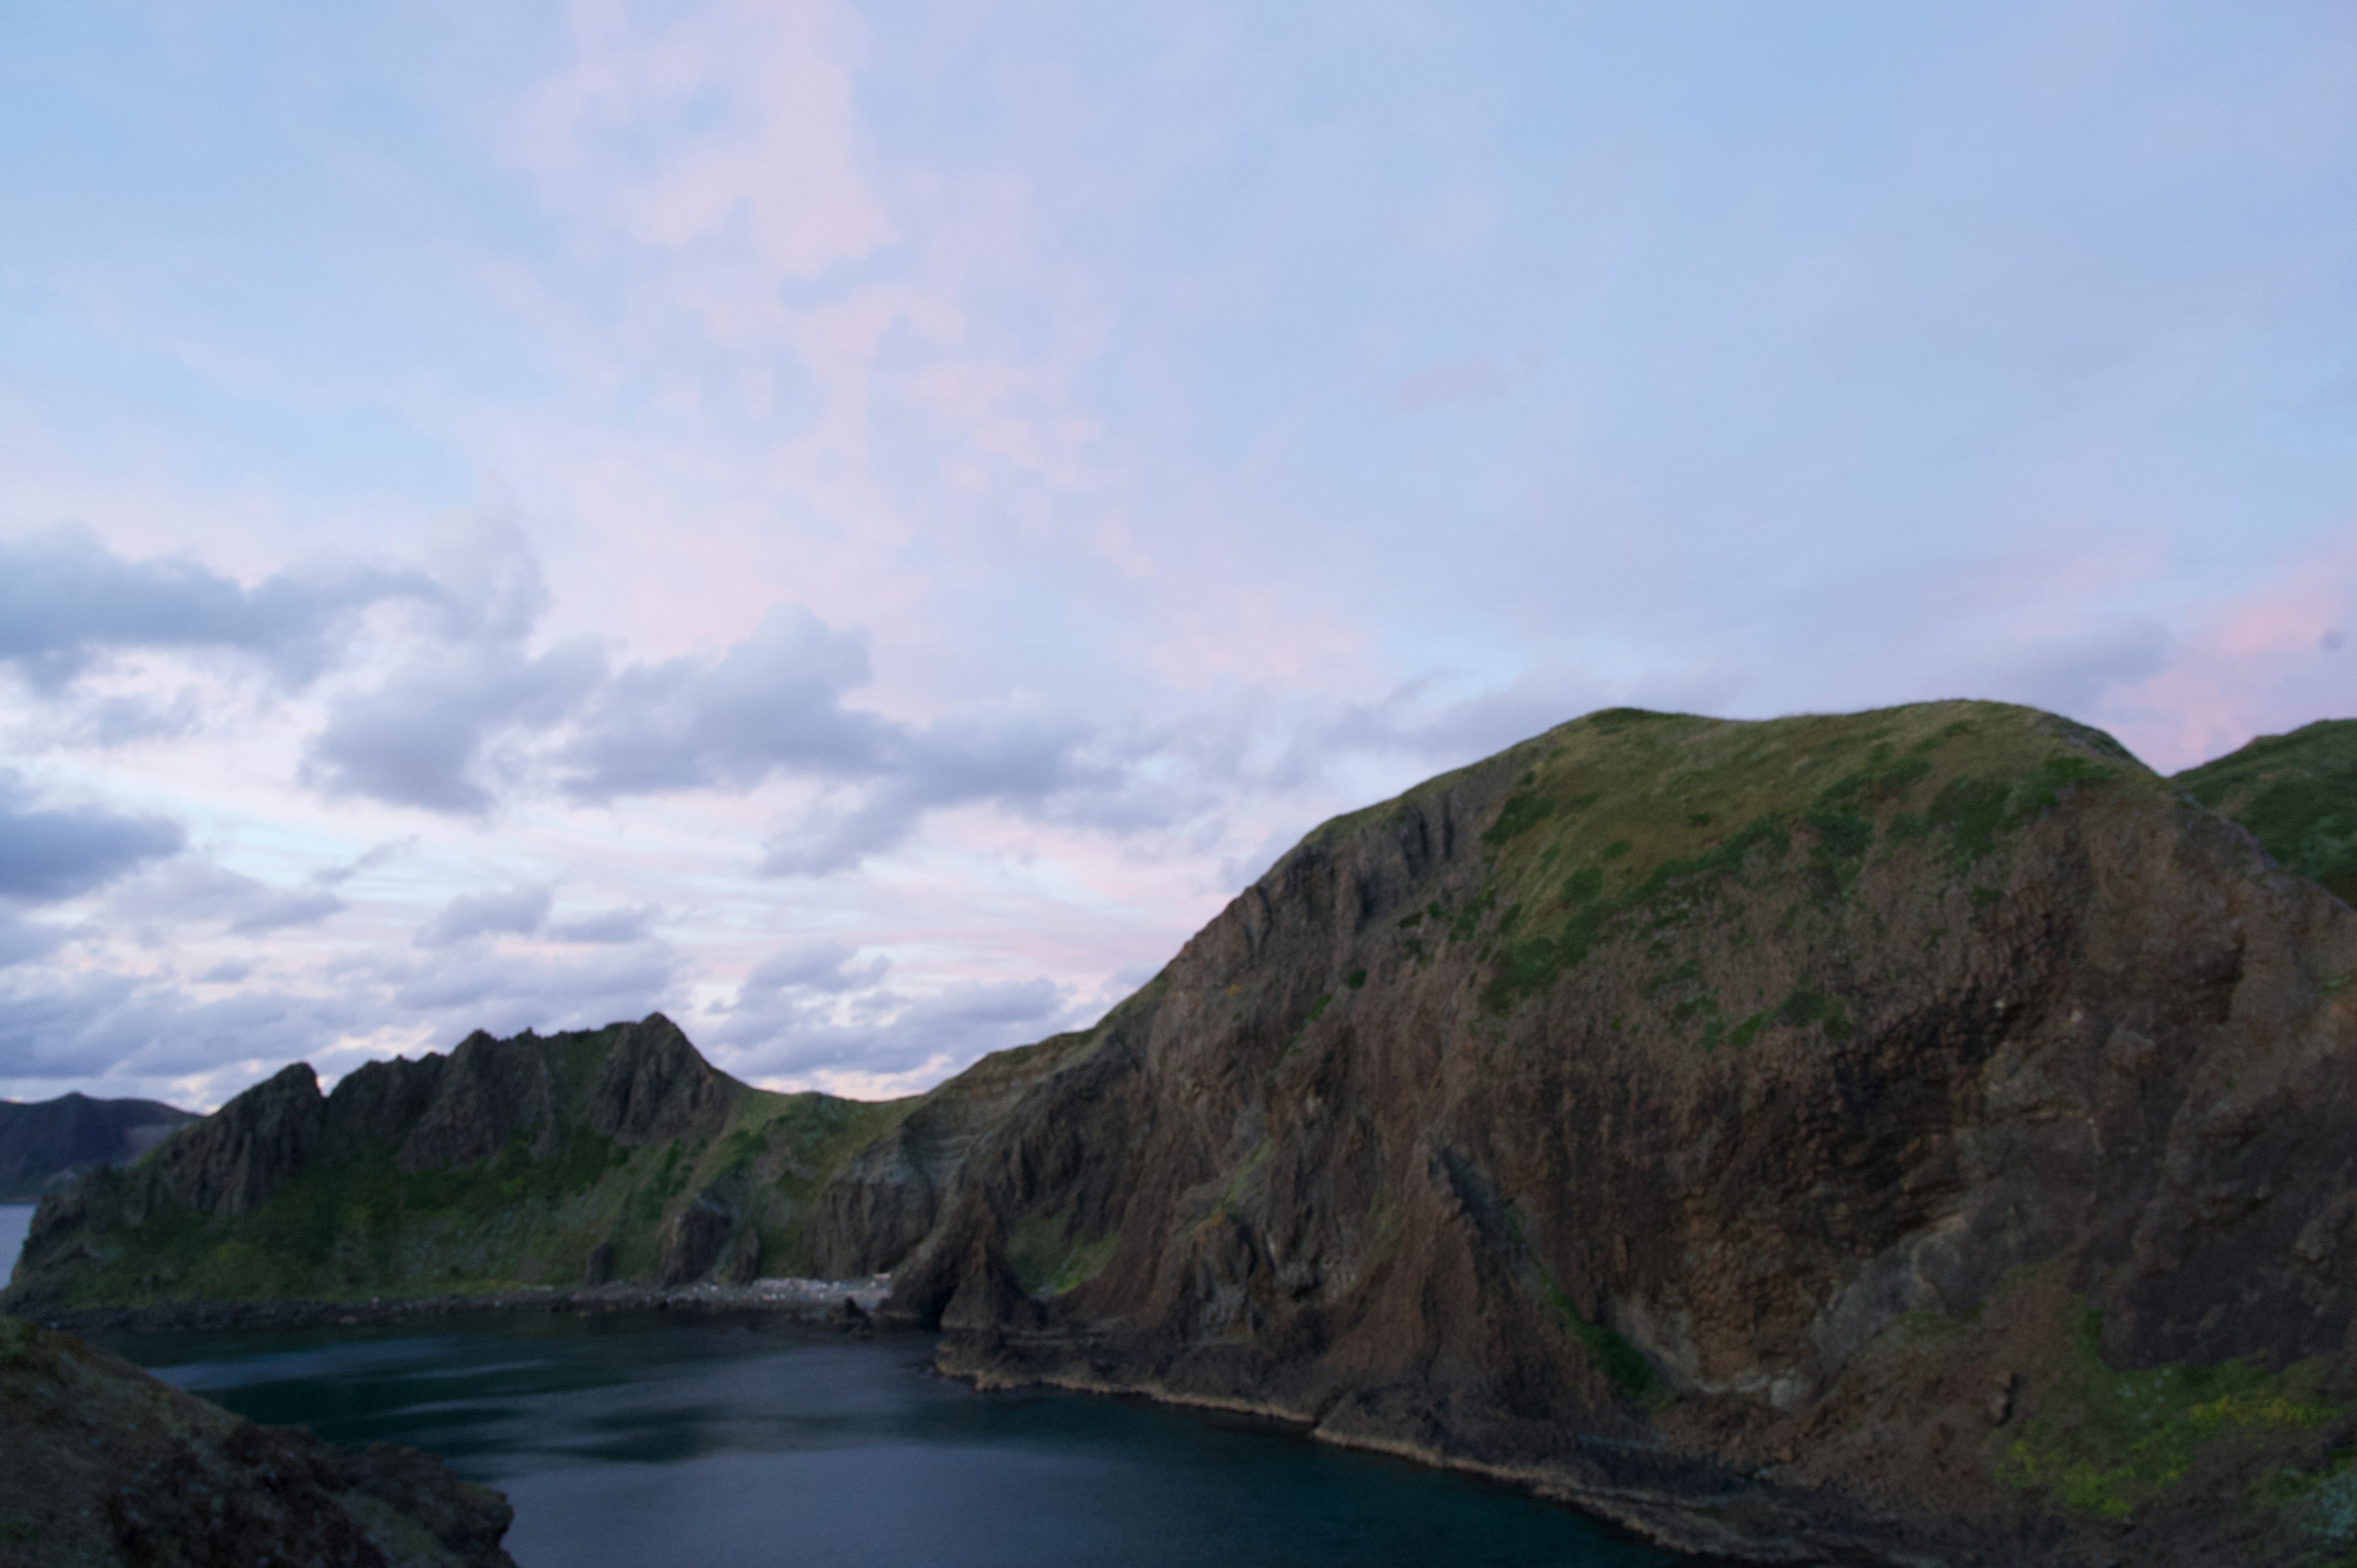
(812, 700, 2357, 1566)
(8, 1014, 788, 1308)
(0, 1315, 514, 1568)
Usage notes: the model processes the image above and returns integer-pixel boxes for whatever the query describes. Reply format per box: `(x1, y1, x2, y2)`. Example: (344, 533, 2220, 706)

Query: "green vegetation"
(1005, 1208, 1120, 1298)
(40, 1086, 910, 1307)
(2003, 1303, 2336, 1519)
(1453, 701, 2146, 1019)
(2175, 718, 2357, 903)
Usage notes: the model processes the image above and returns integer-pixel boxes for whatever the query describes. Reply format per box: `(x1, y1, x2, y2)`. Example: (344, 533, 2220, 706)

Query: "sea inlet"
(93, 1304, 1708, 1567)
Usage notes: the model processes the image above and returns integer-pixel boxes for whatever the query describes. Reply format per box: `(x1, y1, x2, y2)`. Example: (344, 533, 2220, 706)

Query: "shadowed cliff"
(6, 1014, 907, 1308)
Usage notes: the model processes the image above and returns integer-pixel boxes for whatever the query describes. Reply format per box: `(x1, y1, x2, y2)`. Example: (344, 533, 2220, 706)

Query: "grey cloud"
(0, 772, 185, 903)
(557, 606, 888, 797)
(304, 639, 605, 814)
(554, 604, 1124, 873)
(548, 905, 659, 944)
(0, 522, 430, 689)
(0, 913, 64, 970)
(0, 968, 365, 1083)
(738, 940, 888, 995)
(386, 944, 676, 1035)
(314, 838, 416, 887)
(413, 885, 554, 948)
(230, 889, 346, 935)
(714, 975, 1075, 1079)
(105, 862, 346, 936)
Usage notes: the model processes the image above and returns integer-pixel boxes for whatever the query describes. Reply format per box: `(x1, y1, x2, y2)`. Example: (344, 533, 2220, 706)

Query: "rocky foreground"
(15, 700, 2357, 1567)
(0, 1315, 513, 1568)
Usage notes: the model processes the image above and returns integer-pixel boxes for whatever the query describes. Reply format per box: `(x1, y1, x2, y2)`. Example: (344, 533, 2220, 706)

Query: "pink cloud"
(2091, 527, 2357, 771)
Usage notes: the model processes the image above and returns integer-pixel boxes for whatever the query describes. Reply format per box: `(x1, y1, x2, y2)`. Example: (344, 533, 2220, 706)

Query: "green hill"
(2172, 717, 2357, 903)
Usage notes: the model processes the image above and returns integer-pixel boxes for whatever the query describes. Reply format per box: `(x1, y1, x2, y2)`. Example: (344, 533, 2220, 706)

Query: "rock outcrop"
(0, 1094, 198, 1202)
(805, 700, 2357, 1566)
(0, 1313, 514, 1567)
(7, 1015, 905, 1310)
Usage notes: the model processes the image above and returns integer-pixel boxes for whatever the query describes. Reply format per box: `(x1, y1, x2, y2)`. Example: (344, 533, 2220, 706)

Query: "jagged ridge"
(7, 1015, 906, 1308)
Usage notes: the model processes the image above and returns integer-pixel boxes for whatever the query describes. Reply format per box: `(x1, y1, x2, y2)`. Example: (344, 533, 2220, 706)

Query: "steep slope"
(6, 1014, 906, 1310)
(0, 1094, 198, 1201)
(0, 1314, 514, 1567)
(807, 699, 2357, 1566)
(2173, 717, 2357, 905)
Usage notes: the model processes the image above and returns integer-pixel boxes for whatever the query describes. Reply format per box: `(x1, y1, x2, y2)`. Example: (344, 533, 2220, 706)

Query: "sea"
(93, 1309, 1706, 1568)
(0, 1204, 30, 1281)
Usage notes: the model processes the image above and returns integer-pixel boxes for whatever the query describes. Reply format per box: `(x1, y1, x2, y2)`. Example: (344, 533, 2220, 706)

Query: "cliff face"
(0, 1094, 197, 1202)
(7, 1015, 905, 1310)
(21, 699, 2357, 1564)
(808, 700, 2357, 1566)
(0, 1315, 513, 1567)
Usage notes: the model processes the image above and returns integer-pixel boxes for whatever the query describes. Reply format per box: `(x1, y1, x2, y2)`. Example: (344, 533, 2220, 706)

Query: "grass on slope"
(2173, 718, 2357, 905)
(43, 1090, 910, 1307)
(2003, 1302, 2336, 1520)
(1453, 700, 2148, 1018)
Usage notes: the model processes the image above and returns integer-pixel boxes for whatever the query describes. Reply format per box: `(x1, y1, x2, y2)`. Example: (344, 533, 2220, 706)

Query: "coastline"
(25, 1275, 893, 1337)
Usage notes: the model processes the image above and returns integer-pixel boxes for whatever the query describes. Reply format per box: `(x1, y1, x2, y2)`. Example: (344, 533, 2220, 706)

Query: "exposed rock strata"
(0, 1314, 513, 1567)
(806, 700, 2357, 1566)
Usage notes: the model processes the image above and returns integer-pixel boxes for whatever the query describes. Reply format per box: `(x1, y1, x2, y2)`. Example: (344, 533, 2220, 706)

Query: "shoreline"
(23, 1275, 894, 1337)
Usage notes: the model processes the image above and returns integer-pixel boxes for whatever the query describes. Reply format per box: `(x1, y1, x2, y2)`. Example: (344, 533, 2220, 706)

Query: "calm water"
(107, 1312, 1701, 1568)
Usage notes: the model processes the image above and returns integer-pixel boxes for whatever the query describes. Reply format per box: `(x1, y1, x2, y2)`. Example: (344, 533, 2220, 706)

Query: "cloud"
(557, 605, 887, 796)
(304, 639, 604, 814)
(522, 0, 893, 339)
(413, 885, 554, 948)
(0, 772, 185, 903)
(384, 943, 677, 1035)
(0, 522, 428, 689)
(2091, 531, 2357, 771)
(105, 862, 348, 936)
(738, 938, 886, 994)
(0, 968, 366, 1085)
(548, 905, 659, 944)
(0, 914, 64, 970)
(714, 973, 1075, 1079)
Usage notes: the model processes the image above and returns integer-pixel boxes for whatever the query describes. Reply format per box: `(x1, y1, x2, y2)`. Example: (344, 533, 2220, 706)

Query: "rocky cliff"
(6, 1015, 905, 1308)
(802, 699, 2357, 1566)
(0, 1094, 196, 1202)
(0, 1314, 513, 1567)
(18, 700, 2357, 1565)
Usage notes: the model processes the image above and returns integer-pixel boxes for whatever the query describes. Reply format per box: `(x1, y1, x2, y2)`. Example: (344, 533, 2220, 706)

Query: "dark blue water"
(109, 1312, 1700, 1568)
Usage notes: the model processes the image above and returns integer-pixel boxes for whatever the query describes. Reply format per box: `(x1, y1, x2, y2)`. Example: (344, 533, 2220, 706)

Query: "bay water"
(107, 1310, 1704, 1567)
(0, 1205, 31, 1280)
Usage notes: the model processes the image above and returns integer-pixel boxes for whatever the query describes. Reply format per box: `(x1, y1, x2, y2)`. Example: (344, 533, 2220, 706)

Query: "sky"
(1, 1, 2353, 1112)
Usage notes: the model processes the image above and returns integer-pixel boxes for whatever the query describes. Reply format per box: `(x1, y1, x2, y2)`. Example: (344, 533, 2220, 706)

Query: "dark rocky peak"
(394, 1029, 566, 1172)
(320, 1049, 449, 1149)
(130, 1061, 324, 1221)
(582, 1012, 741, 1146)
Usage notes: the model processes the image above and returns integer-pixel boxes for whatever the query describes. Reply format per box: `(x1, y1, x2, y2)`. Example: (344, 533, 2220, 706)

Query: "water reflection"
(110, 1312, 1704, 1568)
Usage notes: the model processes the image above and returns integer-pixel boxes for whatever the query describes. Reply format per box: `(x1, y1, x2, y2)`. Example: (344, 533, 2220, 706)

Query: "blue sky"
(2, 0, 2353, 1108)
